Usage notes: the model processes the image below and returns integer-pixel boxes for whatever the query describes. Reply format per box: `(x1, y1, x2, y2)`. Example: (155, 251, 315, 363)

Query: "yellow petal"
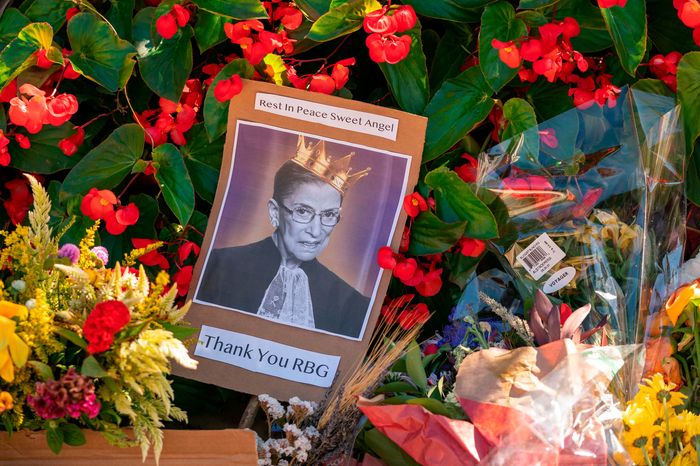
(0, 351, 13, 382)
(0, 316, 15, 350)
(8, 334, 28, 368)
(0, 301, 27, 319)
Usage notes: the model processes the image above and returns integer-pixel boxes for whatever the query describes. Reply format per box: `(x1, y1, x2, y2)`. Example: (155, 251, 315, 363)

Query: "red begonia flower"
(0, 80, 17, 103)
(273, 5, 303, 30)
(393, 257, 418, 282)
(459, 238, 486, 257)
(331, 59, 355, 90)
(571, 187, 602, 219)
(680, 0, 700, 27)
(308, 74, 336, 94)
(397, 303, 430, 330)
(538, 128, 558, 148)
(561, 17, 581, 38)
(14, 134, 30, 149)
(416, 268, 442, 297)
(393, 5, 417, 32)
(377, 246, 397, 269)
(520, 39, 542, 62)
(454, 153, 478, 183)
(156, 13, 178, 39)
(224, 20, 264, 44)
(214, 75, 243, 102)
(46, 93, 79, 126)
(403, 192, 428, 218)
(174, 265, 193, 297)
(9, 94, 47, 134)
(171, 4, 190, 26)
(66, 7, 79, 21)
(178, 241, 201, 264)
(492, 39, 521, 69)
(597, 0, 627, 7)
(115, 203, 140, 226)
(401, 265, 424, 287)
(58, 126, 85, 156)
(363, 7, 397, 34)
(240, 40, 270, 65)
(384, 34, 412, 64)
(80, 188, 117, 221)
(3, 178, 32, 224)
(132, 238, 170, 269)
(35, 49, 53, 69)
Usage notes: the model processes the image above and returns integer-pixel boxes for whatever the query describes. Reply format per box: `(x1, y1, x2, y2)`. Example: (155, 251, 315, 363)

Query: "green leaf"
(408, 210, 466, 255)
(138, 26, 193, 102)
(405, 341, 427, 393)
(600, 0, 646, 76)
(552, 0, 611, 53)
(46, 426, 64, 454)
(194, 10, 228, 53)
(262, 54, 288, 85)
(478, 2, 527, 93)
(425, 167, 499, 239)
(0, 22, 53, 90)
(153, 143, 195, 225)
(502, 97, 539, 163)
(363, 429, 421, 466)
(55, 327, 87, 349)
(307, 0, 381, 42)
(295, 0, 331, 20)
(19, 0, 72, 31)
(678, 52, 700, 149)
(67, 13, 137, 92)
(27, 360, 54, 380)
(182, 124, 224, 203)
(59, 424, 86, 447)
(0, 8, 31, 50)
(9, 124, 78, 174)
(81, 355, 108, 377)
(106, 0, 135, 41)
(161, 321, 198, 340)
(132, 7, 155, 57)
(423, 67, 494, 162)
(686, 145, 700, 206)
(62, 124, 145, 194)
(378, 21, 429, 115)
(429, 24, 472, 95)
(518, 0, 558, 8)
(447, 252, 481, 288)
(525, 80, 573, 121)
(191, 0, 267, 19)
(203, 59, 255, 141)
(516, 10, 548, 27)
(405, 398, 453, 417)
(374, 381, 421, 394)
(401, 0, 493, 22)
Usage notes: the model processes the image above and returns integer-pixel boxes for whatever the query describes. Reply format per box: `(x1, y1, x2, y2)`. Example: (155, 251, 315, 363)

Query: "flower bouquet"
(477, 87, 686, 346)
(0, 176, 197, 460)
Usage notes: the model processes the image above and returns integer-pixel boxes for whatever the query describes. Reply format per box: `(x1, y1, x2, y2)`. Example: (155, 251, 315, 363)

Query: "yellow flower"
(0, 391, 13, 412)
(0, 300, 27, 320)
(0, 315, 29, 382)
(622, 403, 665, 465)
(637, 373, 686, 410)
(683, 411, 700, 444)
(669, 443, 698, 466)
(664, 281, 700, 325)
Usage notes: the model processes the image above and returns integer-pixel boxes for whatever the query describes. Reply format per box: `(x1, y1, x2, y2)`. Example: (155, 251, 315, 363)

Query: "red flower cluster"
(58, 126, 85, 156)
(381, 295, 431, 330)
(378, 246, 443, 297)
(648, 51, 683, 92)
(675, 0, 700, 46)
(501, 175, 556, 218)
(403, 192, 428, 218)
(264, 1, 303, 30)
(3, 178, 33, 224)
(8, 84, 78, 134)
(287, 58, 356, 95)
(214, 74, 243, 102)
(224, 20, 295, 65)
(458, 238, 486, 258)
(138, 79, 202, 146)
(83, 300, 131, 354)
(568, 73, 621, 109)
(364, 5, 416, 64)
(173, 266, 193, 297)
(155, 4, 190, 40)
(132, 238, 169, 269)
(80, 188, 140, 235)
(35, 49, 53, 69)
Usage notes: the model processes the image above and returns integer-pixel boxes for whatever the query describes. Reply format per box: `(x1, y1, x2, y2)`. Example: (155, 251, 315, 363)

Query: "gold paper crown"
(291, 135, 371, 194)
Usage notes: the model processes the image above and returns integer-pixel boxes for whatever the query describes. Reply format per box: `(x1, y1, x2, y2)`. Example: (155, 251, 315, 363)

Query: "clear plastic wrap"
(477, 87, 686, 346)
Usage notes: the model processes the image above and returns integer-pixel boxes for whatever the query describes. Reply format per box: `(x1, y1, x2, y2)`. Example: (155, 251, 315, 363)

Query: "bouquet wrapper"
(359, 340, 637, 465)
(477, 88, 686, 347)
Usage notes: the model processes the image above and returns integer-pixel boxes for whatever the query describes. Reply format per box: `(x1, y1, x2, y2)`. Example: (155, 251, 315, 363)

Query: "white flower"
(286, 396, 317, 420)
(25, 299, 36, 310)
(304, 426, 320, 440)
(294, 449, 308, 462)
(278, 460, 289, 466)
(11, 280, 26, 292)
(258, 394, 285, 420)
(294, 435, 312, 452)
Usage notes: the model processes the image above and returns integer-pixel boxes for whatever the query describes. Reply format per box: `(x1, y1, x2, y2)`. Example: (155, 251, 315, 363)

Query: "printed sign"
(177, 79, 426, 400)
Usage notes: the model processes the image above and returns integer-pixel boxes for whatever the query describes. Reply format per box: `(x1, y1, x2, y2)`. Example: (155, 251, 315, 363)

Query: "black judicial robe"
(196, 237, 370, 339)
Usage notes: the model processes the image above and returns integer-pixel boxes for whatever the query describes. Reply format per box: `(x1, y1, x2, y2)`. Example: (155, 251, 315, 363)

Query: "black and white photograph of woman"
(194, 122, 410, 340)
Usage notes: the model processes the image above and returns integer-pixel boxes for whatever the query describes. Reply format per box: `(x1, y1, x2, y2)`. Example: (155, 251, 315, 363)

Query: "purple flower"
(27, 368, 101, 420)
(91, 246, 109, 265)
(57, 243, 80, 264)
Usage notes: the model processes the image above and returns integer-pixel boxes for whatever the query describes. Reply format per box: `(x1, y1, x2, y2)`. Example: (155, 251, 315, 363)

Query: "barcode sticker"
(516, 233, 566, 280)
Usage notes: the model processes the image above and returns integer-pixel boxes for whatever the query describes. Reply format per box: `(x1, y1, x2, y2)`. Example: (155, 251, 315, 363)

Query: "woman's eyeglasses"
(280, 204, 341, 226)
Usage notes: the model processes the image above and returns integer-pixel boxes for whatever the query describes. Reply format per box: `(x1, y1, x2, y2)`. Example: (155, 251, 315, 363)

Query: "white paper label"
(255, 93, 399, 140)
(516, 233, 566, 280)
(195, 325, 340, 387)
(542, 266, 576, 293)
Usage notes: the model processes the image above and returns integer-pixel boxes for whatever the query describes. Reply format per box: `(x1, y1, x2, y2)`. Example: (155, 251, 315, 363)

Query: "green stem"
(663, 397, 671, 465)
(642, 445, 654, 466)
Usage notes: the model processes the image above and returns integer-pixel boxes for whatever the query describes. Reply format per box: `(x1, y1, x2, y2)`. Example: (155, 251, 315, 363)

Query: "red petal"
(115, 203, 140, 226)
(156, 14, 178, 39)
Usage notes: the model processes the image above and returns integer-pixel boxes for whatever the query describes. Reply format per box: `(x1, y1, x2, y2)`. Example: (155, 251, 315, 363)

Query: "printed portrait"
(193, 121, 410, 340)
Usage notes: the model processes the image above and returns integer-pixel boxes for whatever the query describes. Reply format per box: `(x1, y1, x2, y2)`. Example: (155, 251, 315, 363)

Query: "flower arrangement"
(0, 176, 197, 460)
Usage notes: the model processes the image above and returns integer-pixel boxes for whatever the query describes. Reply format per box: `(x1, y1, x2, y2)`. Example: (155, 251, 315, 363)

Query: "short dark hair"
(272, 160, 343, 204)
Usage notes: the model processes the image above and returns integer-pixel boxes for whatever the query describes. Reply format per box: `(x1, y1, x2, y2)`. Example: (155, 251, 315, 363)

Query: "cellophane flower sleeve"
(477, 88, 686, 348)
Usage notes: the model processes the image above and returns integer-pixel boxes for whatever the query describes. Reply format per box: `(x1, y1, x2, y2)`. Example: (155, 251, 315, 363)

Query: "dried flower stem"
(479, 291, 534, 345)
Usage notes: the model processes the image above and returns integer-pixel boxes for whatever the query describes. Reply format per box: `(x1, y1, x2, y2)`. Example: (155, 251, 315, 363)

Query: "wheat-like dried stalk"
(479, 291, 534, 345)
